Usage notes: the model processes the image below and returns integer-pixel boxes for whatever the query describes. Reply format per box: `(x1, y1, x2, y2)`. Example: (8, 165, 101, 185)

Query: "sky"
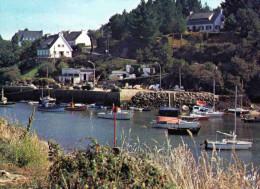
(0, 0, 222, 40)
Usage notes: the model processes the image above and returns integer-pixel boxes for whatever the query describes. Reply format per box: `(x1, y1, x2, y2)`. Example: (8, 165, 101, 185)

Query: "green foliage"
(48, 138, 165, 188)
(56, 61, 69, 73)
(0, 66, 21, 84)
(37, 62, 56, 77)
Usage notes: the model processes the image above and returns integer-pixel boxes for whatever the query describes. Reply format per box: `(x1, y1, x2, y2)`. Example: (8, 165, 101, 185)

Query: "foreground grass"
(0, 114, 259, 188)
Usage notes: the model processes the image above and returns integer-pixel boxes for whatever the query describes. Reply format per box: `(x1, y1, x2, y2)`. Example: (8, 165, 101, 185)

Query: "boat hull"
(38, 105, 65, 112)
(228, 109, 250, 115)
(181, 115, 210, 121)
(168, 126, 201, 135)
(65, 104, 87, 111)
(97, 112, 133, 120)
(152, 121, 199, 129)
(0, 102, 16, 107)
(205, 140, 252, 150)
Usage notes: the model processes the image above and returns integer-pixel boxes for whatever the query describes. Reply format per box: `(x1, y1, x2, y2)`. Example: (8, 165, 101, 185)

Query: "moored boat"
(65, 102, 87, 111)
(0, 89, 16, 107)
(158, 107, 179, 117)
(228, 108, 250, 115)
(151, 116, 199, 129)
(203, 86, 252, 150)
(97, 108, 133, 120)
(168, 126, 201, 135)
(181, 114, 210, 121)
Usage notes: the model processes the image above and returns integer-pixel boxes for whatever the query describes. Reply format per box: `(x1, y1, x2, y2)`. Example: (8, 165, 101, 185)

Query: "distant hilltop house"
(186, 9, 224, 32)
(17, 30, 43, 46)
(37, 32, 72, 61)
(64, 30, 91, 47)
(58, 68, 94, 84)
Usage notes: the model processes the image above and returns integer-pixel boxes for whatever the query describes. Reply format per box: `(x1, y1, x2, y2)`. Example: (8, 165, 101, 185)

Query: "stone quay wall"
(3, 87, 120, 106)
(4, 87, 230, 110)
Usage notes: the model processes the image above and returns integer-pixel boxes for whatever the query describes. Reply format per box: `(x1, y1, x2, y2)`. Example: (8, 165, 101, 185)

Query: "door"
(84, 74, 87, 81)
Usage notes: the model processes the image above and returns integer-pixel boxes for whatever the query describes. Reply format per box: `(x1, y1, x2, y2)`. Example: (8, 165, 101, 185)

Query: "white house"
(138, 65, 155, 77)
(186, 9, 224, 32)
(37, 32, 73, 58)
(65, 30, 91, 47)
(17, 30, 43, 46)
(59, 68, 94, 84)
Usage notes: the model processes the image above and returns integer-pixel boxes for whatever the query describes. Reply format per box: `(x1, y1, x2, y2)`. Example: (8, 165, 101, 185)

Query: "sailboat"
(0, 88, 16, 106)
(193, 69, 224, 118)
(228, 80, 249, 115)
(38, 68, 64, 112)
(167, 65, 201, 135)
(203, 86, 252, 150)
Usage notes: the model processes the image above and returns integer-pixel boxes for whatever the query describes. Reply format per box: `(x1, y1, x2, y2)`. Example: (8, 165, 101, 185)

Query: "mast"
(47, 67, 50, 97)
(2, 88, 4, 99)
(178, 65, 181, 128)
(234, 86, 237, 136)
(213, 78, 215, 112)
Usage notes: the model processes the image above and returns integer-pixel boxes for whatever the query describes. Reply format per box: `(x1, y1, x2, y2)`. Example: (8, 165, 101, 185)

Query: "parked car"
(82, 84, 94, 90)
(73, 84, 82, 90)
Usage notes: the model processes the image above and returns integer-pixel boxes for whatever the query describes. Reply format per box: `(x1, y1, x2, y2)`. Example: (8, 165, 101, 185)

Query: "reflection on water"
(0, 103, 259, 166)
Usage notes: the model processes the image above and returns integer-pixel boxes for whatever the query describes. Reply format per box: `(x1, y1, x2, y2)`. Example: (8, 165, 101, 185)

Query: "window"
(66, 51, 69, 54)
(206, 25, 212, 30)
(215, 25, 220, 30)
(58, 45, 60, 47)
(62, 45, 64, 47)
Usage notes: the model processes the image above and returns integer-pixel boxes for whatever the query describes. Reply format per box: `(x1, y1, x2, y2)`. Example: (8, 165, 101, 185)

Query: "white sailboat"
(193, 68, 224, 118)
(204, 86, 252, 150)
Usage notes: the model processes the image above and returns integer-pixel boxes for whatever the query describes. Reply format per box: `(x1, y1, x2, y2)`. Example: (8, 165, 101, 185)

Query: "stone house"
(17, 30, 43, 46)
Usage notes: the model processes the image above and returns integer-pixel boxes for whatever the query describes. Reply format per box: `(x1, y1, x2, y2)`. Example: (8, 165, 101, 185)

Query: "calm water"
(1, 103, 260, 166)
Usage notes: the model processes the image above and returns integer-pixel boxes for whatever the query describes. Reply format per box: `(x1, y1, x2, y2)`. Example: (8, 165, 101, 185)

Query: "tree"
(38, 62, 56, 77)
(11, 33, 19, 51)
(129, 0, 160, 44)
(56, 61, 69, 73)
(87, 29, 101, 55)
(0, 66, 21, 84)
(177, 17, 187, 47)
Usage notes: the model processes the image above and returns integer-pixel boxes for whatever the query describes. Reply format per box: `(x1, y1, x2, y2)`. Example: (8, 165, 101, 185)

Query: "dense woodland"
(0, 0, 260, 99)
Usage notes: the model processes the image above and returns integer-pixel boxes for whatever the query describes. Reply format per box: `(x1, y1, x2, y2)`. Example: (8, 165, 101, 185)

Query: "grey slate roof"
(65, 31, 82, 41)
(18, 30, 43, 41)
(186, 10, 221, 25)
(38, 34, 59, 50)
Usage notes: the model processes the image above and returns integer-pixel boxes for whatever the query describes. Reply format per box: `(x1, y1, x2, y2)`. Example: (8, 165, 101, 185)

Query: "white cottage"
(59, 68, 94, 84)
(186, 9, 224, 32)
(37, 32, 72, 58)
(65, 30, 91, 47)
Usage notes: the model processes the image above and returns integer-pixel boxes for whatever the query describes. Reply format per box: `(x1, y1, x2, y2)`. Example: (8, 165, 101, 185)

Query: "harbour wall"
(3, 87, 120, 106)
(3, 87, 226, 108)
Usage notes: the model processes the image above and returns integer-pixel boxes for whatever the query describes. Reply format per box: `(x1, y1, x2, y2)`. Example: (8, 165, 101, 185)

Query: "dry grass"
(121, 130, 260, 189)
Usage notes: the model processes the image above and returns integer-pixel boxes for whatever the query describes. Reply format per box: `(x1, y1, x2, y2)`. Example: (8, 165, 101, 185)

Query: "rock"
(0, 170, 28, 186)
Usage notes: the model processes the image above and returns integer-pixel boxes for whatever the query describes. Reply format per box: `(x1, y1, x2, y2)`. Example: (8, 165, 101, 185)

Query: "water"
(1, 103, 260, 167)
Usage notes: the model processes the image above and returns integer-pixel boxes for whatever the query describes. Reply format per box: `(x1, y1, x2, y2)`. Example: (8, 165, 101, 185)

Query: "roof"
(18, 30, 43, 41)
(65, 31, 82, 41)
(186, 10, 222, 25)
(38, 34, 59, 50)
